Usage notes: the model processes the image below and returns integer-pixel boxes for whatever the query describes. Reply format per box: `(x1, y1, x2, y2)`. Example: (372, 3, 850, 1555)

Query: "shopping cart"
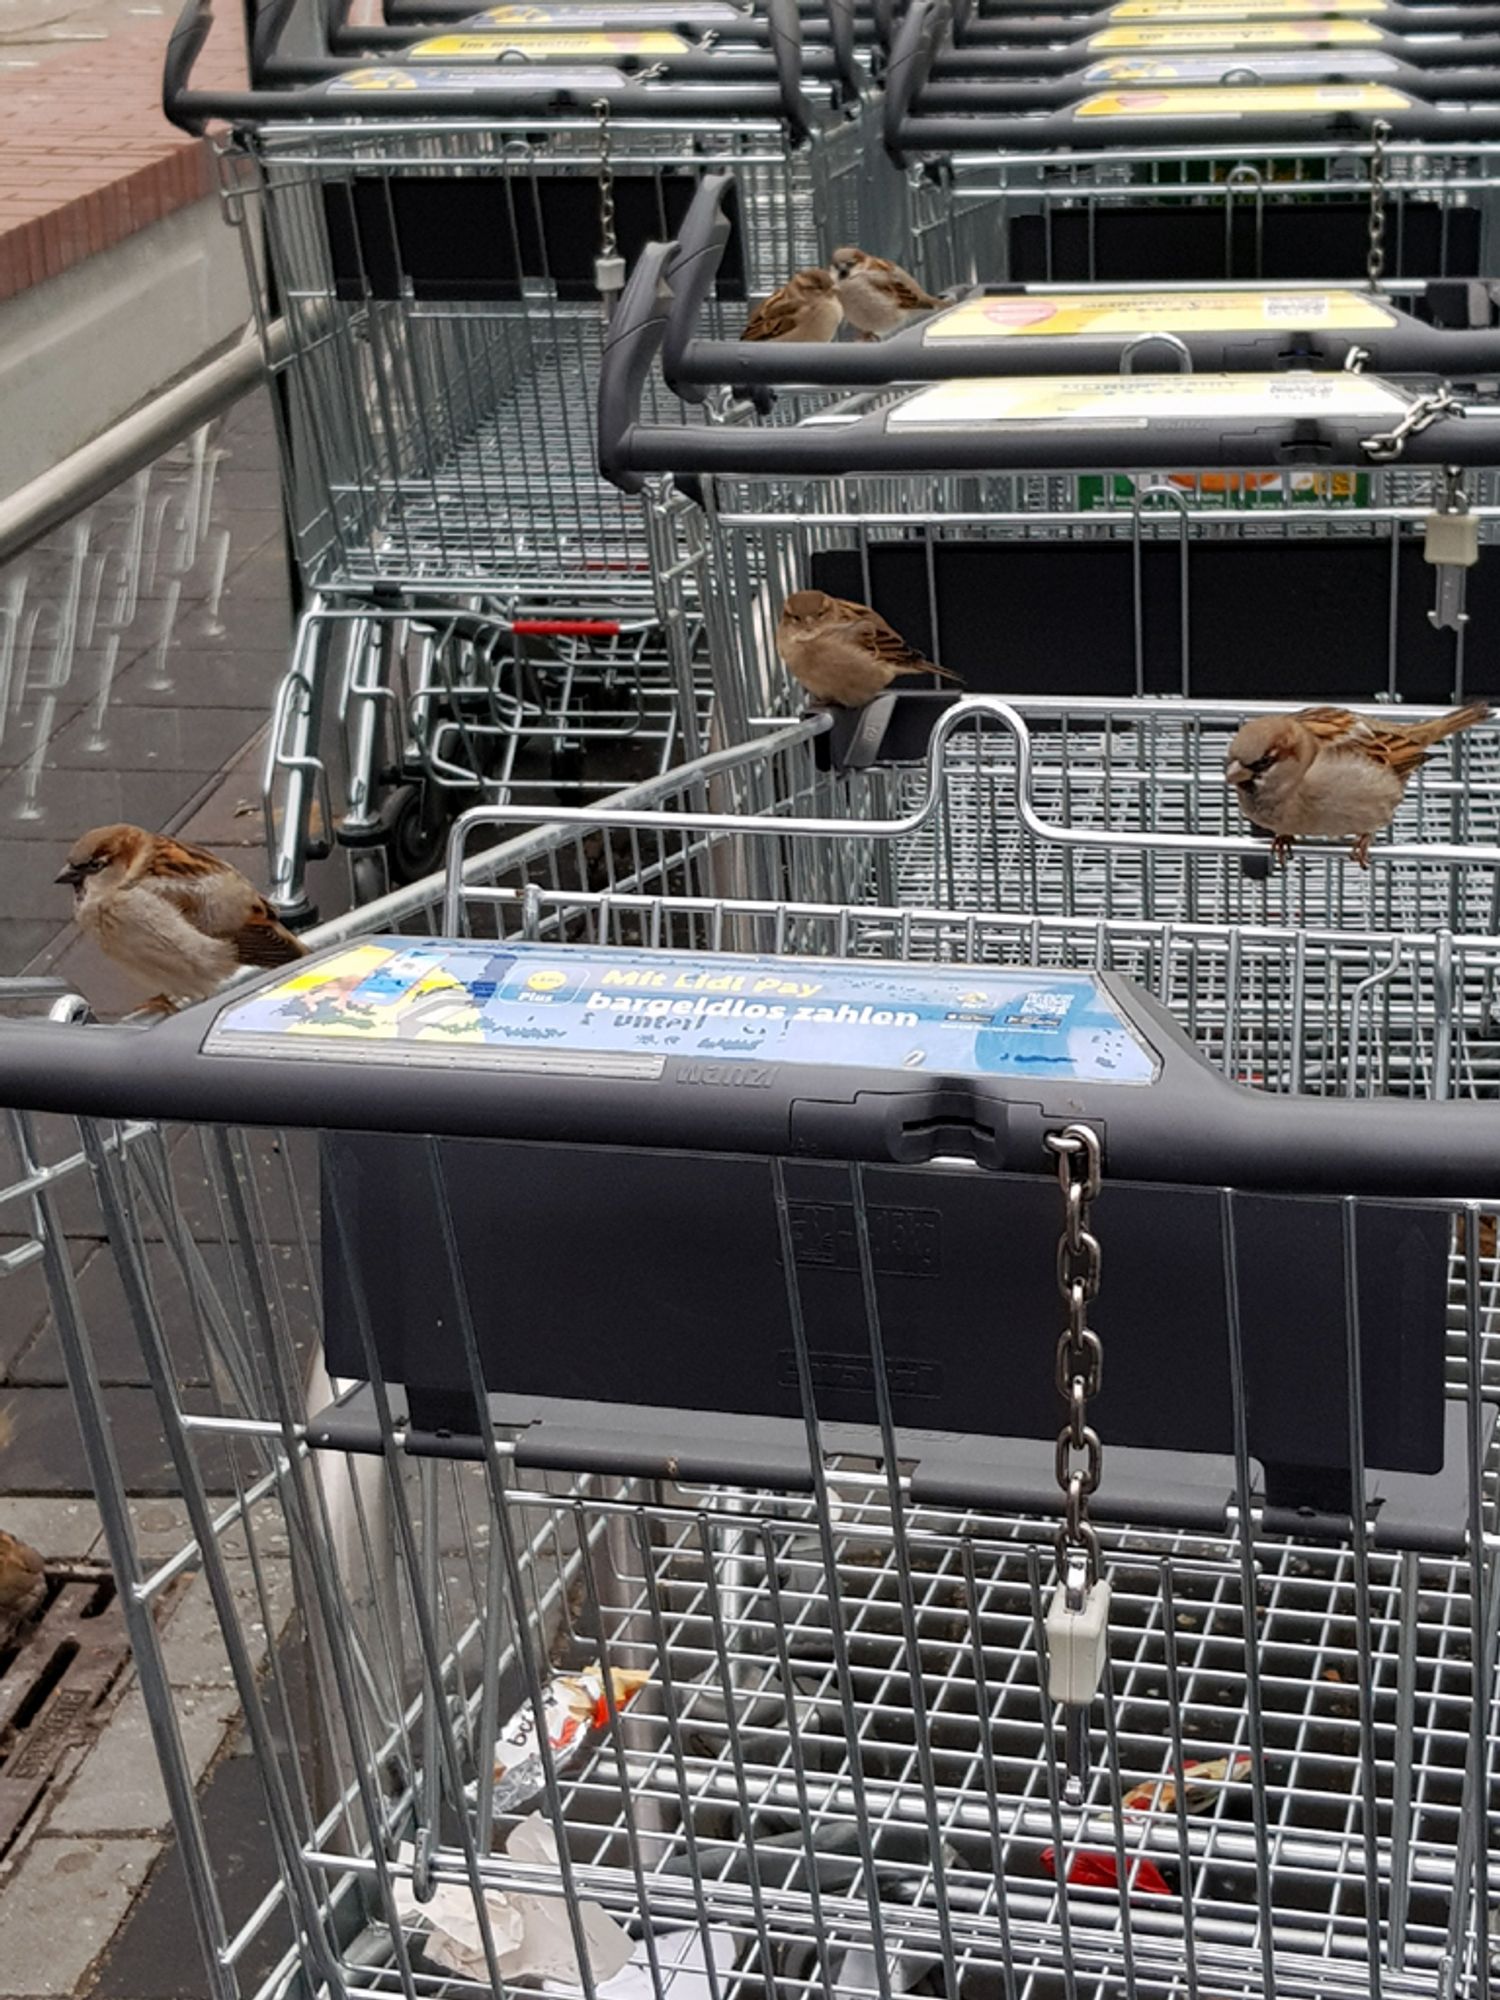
(165, 0, 911, 921)
(660, 169, 1500, 393)
(600, 229, 1500, 747)
(4, 697, 1497, 2000)
(882, 0, 1500, 293)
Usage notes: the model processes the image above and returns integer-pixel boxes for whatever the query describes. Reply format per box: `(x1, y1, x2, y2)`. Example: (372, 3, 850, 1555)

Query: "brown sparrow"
(741, 268, 842, 343)
(829, 247, 944, 340)
(1225, 701, 1490, 866)
(58, 824, 307, 1011)
(776, 589, 963, 708)
(0, 1528, 44, 1645)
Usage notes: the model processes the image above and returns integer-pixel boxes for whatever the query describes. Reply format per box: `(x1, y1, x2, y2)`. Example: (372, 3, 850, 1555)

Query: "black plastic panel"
(321, 1136, 1450, 1513)
(810, 539, 1493, 702)
(1008, 201, 1481, 285)
(323, 170, 746, 302)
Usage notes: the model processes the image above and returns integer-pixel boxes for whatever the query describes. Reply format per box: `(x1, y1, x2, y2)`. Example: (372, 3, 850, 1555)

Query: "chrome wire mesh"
(12, 706, 1500, 2000)
(231, 116, 886, 596)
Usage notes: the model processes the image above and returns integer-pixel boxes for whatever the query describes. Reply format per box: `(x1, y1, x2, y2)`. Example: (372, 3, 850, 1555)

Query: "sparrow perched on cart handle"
(58, 824, 307, 1012)
(741, 268, 843, 343)
(776, 589, 964, 709)
(1225, 701, 1490, 866)
(829, 247, 945, 339)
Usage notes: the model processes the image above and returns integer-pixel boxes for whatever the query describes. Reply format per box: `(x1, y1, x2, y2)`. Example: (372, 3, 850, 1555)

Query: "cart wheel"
(349, 849, 389, 907)
(379, 781, 456, 887)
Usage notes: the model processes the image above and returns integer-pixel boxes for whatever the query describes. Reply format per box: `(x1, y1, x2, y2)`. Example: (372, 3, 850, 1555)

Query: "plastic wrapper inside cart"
(180, 934, 1484, 1540)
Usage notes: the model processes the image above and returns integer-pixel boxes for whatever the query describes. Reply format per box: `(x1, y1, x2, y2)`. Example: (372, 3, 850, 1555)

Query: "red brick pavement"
(0, 8, 245, 303)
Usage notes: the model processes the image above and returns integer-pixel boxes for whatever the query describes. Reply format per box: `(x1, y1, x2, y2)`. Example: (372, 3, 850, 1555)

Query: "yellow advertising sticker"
(1111, 0, 1384, 16)
(888, 372, 1410, 428)
(924, 289, 1394, 343)
(1075, 80, 1407, 114)
(335, 66, 420, 87)
(1091, 19, 1383, 44)
(409, 27, 686, 53)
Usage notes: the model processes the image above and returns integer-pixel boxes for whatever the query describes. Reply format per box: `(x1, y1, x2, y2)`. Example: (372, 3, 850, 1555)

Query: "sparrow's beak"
(55, 862, 83, 886)
(1224, 760, 1248, 787)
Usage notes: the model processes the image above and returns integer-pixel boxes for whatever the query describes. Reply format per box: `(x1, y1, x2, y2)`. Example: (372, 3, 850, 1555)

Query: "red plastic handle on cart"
(512, 620, 622, 638)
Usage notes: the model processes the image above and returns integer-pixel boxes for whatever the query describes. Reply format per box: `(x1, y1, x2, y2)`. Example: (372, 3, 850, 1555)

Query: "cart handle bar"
(443, 693, 1500, 931)
(164, 0, 816, 137)
(660, 173, 1500, 394)
(886, 0, 1500, 157)
(602, 242, 1500, 490)
(312, 0, 868, 99)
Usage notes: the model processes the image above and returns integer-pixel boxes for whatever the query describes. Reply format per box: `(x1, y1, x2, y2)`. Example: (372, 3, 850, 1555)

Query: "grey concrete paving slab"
(47, 1686, 242, 1837)
(0, 1838, 159, 1999)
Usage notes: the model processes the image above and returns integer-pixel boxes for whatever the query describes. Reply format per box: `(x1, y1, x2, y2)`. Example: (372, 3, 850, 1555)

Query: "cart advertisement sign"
(1073, 81, 1410, 115)
(470, 2, 739, 20)
(924, 289, 1394, 343)
(890, 371, 1409, 427)
(1110, 0, 1386, 18)
(324, 63, 626, 88)
(1080, 51, 1394, 78)
(1091, 20, 1385, 45)
(207, 940, 1161, 1085)
(406, 29, 689, 55)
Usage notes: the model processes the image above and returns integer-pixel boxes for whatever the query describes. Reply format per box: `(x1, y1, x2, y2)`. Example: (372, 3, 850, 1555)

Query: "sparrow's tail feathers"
(1414, 700, 1490, 746)
(923, 660, 965, 685)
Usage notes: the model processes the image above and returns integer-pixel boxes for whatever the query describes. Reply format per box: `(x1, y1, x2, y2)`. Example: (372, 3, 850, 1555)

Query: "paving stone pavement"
(0, 391, 319, 2000)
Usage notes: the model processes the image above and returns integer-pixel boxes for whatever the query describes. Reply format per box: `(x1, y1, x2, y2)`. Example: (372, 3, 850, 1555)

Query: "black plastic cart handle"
(328, 0, 868, 96)
(0, 942, 1496, 1193)
(886, 0, 1500, 145)
(915, 53, 1500, 108)
(929, 25, 1500, 73)
(602, 240, 1500, 486)
(956, 0, 1500, 43)
(662, 172, 1500, 389)
(165, 0, 816, 135)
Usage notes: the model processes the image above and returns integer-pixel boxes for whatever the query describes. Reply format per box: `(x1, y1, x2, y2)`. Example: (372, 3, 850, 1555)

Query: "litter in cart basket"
(3, 705, 1497, 2000)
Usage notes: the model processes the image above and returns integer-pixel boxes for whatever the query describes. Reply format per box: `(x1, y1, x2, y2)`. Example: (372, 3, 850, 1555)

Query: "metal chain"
(1361, 385, 1464, 464)
(1366, 118, 1390, 293)
(594, 99, 617, 268)
(1045, 1125, 1104, 1587)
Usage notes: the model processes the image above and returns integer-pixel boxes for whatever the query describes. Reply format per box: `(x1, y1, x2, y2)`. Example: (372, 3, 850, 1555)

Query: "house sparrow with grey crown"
(59, 823, 307, 1013)
(776, 589, 963, 709)
(1225, 701, 1490, 866)
(742, 267, 842, 343)
(829, 247, 945, 339)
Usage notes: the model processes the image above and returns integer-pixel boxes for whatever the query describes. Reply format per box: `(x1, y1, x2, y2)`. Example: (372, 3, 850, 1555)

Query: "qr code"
(1020, 990, 1072, 1019)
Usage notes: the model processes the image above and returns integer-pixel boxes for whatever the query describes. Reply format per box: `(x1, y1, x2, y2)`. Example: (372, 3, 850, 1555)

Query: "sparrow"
(1225, 701, 1490, 866)
(0, 1529, 45, 1646)
(741, 267, 842, 343)
(829, 247, 944, 340)
(776, 589, 963, 708)
(58, 824, 307, 1011)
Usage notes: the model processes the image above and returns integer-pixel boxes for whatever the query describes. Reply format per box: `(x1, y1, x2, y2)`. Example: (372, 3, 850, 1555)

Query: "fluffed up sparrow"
(59, 823, 307, 1012)
(776, 589, 963, 709)
(741, 267, 843, 343)
(1225, 701, 1490, 866)
(829, 247, 945, 340)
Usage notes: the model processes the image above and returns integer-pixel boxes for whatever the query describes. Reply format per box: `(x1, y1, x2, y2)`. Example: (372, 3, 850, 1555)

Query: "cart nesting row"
(164, 0, 921, 916)
(6, 3, 1500, 1998)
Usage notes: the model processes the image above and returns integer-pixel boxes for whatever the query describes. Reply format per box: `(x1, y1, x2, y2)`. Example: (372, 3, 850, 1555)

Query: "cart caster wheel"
(379, 781, 457, 886)
(272, 895, 320, 932)
(349, 850, 389, 907)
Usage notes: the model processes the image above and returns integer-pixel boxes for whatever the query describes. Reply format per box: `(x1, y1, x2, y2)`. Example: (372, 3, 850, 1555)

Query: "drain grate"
(0, 1568, 133, 1856)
